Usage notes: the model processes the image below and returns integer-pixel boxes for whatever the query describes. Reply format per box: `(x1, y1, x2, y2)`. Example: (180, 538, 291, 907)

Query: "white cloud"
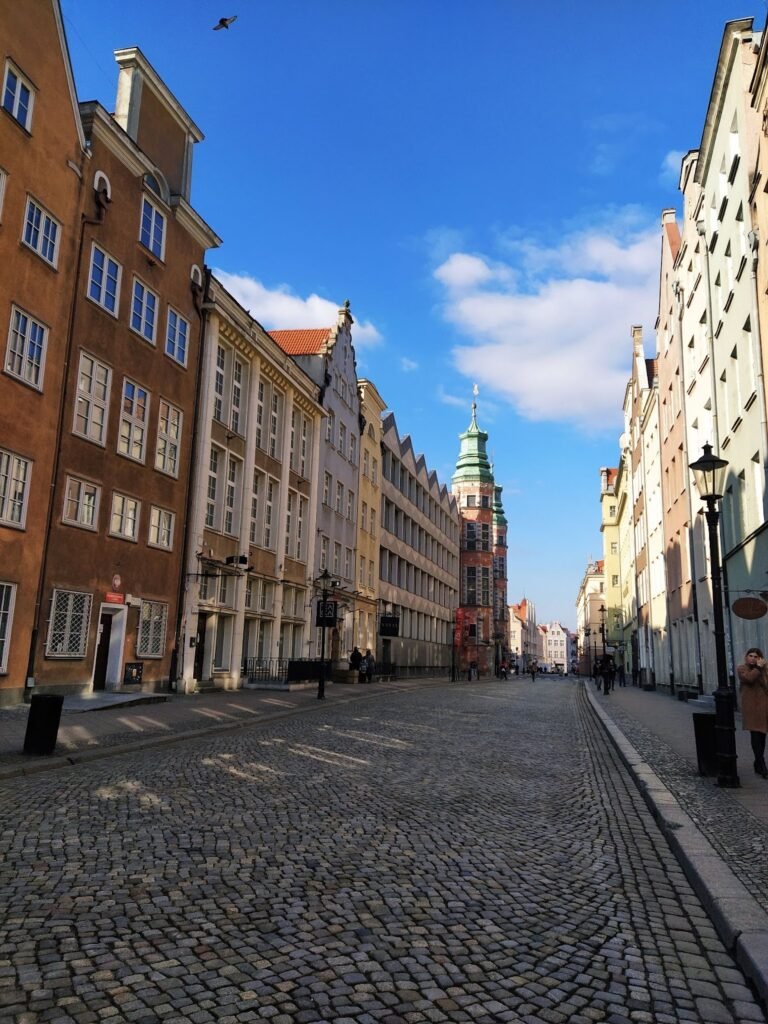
(659, 149, 685, 188)
(213, 270, 383, 347)
(400, 357, 419, 372)
(433, 213, 659, 431)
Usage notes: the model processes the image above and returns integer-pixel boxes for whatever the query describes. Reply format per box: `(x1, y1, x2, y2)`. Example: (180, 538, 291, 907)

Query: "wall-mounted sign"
(123, 662, 143, 684)
(379, 614, 400, 637)
(315, 599, 338, 627)
(105, 592, 124, 604)
(112, 574, 122, 590)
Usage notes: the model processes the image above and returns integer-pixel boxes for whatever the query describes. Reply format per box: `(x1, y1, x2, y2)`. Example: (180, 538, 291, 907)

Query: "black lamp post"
(314, 568, 337, 701)
(598, 604, 606, 659)
(584, 626, 591, 676)
(689, 443, 739, 788)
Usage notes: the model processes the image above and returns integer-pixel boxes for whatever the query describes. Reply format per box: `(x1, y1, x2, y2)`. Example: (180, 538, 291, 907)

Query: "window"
(361, 502, 368, 531)
(206, 447, 221, 528)
(335, 481, 344, 514)
(231, 358, 244, 434)
(155, 400, 182, 476)
(320, 535, 329, 571)
(255, 381, 264, 448)
(110, 493, 139, 541)
(63, 477, 100, 530)
(118, 379, 149, 462)
(23, 197, 59, 266)
(326, 410, 335, 444)
(0, 168, 6, 221)
(268, 390, 283, 458)
(609, 505, 617, 517)
(264, 479, 277, 548)
(349, 434, 357, 465)
(333, 542, 341, 574)
(74, 353, 111, 445)
(139, 196, 165, 259)
(344, 547, 352, 580)
(0, 447, 31, 527)
(131, 279, 158, 343)
(46, 589, 91, 658)
(137, 600, 168, 657)
(88, 244, 120, 314)
(611, 574, 619, 587)
(323, 472, 332, 506)
(0, 582, 16, 672)
(370, 509, 376, 536)
(149, 506, 175, 550)
(363, 450, 369, 477)
(249, 469, 261, 544)
(165, 308, 189, 366)
(371, 458, 378, 485)
(296, 496, 306, 560)
(214, 345, 225, 421)
(339, 422, 347, 456)
(2, 62, 34, 130)
(347, 489, 355, 521)
(6, 306, 47, 388)
(224, 456, 241, 534)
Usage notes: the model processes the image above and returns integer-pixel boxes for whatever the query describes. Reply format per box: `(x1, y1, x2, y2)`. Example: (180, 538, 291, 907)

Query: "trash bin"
(23, 693, 65, 756)
(692, 712, 718, 777)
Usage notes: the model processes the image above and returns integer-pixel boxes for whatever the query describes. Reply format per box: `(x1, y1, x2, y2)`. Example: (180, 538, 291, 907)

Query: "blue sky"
(61, 0, 748, 628)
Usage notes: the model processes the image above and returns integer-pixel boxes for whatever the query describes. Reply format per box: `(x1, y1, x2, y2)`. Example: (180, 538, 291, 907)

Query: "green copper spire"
(452, 393, 494, 484)
(493, 484, 507, 527)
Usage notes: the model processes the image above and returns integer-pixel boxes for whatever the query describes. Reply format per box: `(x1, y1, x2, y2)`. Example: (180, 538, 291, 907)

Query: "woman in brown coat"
(737, 647, 768, 778)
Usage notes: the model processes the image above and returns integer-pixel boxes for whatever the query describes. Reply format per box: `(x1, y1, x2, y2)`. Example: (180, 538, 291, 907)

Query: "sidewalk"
(585, 678, 768, 1006)
(0, 677, 436, 780)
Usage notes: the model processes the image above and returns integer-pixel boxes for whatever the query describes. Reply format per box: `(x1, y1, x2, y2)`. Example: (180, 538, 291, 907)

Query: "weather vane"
(473, 383, 479, 398)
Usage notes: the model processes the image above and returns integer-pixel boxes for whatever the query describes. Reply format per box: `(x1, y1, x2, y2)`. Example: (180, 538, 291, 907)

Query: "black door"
(194, 613, 208, 681)
(93, 613, 112, 691)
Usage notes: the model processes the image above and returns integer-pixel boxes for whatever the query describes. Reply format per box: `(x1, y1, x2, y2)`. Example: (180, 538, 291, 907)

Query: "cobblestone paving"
(0, 681, 764, 1024)
(596, 690, 768, 913)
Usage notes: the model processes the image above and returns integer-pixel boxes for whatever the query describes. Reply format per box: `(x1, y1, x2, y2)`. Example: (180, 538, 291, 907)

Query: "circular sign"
(732, 597, 768, 620)
(112, 574, 122, 591)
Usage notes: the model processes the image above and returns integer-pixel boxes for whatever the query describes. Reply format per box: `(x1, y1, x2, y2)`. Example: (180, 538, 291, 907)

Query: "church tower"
(451, 392, 507, 676)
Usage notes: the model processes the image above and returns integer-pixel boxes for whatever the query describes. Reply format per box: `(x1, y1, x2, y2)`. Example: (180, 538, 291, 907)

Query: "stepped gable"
(380, 412, 457, 509)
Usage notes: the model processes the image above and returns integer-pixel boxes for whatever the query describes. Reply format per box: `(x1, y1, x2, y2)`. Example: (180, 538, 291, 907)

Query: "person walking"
(529, 663, 537, 682)
(349, 646, 363, 683)
(364, 649, 375, 684)
(737, 647, 768, 778)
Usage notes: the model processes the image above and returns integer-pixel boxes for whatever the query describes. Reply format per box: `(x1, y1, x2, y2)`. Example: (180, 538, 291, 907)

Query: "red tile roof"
(270, 328, 331, 355)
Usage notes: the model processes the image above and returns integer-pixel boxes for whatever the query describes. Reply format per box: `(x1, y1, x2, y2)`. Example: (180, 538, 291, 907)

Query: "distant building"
(541, 621, 569, 672)
(452, 397, 509, 676)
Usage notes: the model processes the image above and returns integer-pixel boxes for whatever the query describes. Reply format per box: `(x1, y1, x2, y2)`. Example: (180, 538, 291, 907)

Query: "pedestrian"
(500, 659, 508, 680)
(608, 658, 616, 693)
(737, 647, 768, 778)
(364, 648, 375, 684)
(617, 662, 626, 687)
(350, 646, 363, 683)
(529, 663, 537, 682)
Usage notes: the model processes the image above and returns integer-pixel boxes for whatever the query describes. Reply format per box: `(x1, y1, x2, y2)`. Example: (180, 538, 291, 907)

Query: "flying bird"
(213, 15, 237, 30)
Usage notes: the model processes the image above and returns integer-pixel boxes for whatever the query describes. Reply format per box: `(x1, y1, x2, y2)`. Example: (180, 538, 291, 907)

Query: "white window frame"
(109, 492, 140, 542)
(23, 196, 59, 267)
(206, 446, 221, 529)
(155, 400, 182, 477)
(74, 352, 111, 446)
(118, 378, 149, 463)
(224, 455, 241, 535)
(149, 506, 175, 550)
(139, 195, 166, 260)
(137, 599, 168, 657)
(0, 447, 31, 528)
(0, 168, 7, 223)
(87, 242, 121, 315)
(264, 478, 276, 549)
(231, 357, 244, 434)
(6, 305, 47, 389)
(2, 61, 34, 131)
(165, 307, 189, 366)
(335, 481, 344, 514)
(213, 344, 225, 422)
(323, 472, 331, 506)
(130, 278, 158, 344)
(0, 581, 16, 673)
(46, 589, 91, 658)
(63, 476, 100, 531)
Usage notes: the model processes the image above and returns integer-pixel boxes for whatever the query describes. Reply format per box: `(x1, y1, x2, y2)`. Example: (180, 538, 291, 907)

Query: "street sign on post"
(316, 599, 337, 627)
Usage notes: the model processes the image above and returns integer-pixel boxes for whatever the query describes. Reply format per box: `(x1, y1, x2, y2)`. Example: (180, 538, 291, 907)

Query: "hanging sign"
(379, 614, 400, 637)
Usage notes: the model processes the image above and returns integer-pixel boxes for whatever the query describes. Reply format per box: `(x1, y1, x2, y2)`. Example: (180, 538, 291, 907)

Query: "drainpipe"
(25, 185, 109, 696)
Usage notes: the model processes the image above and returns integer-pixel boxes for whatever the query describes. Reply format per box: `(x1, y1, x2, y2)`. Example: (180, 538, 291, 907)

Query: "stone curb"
(585, 682, 768, 1007)
(0, 678, 444, 783)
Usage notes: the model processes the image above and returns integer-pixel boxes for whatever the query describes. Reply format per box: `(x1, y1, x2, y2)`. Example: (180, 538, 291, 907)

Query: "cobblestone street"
(1, 680, 765, 1024)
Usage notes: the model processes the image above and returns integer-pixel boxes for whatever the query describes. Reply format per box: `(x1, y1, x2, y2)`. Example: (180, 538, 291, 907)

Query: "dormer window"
(140, 196, 165, 260)
(2, 62, 34, 131)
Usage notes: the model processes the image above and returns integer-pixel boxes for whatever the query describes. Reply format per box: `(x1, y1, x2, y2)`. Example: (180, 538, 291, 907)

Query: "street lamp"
(314, 568, 338, 701)
(689, 443, 739, 787)
(584, 626, 591, 676)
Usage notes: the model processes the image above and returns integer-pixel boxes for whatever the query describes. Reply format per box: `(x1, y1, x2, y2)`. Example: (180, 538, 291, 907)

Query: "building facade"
(356, 379, 387, 659)
(379, 413, 459, 673)
(30, 46, 221, 697)
(179, 276, 323, 692)
(0, 0, 87, 705)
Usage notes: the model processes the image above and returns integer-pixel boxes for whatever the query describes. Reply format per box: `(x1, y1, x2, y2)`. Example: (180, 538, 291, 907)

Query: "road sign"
(315, 599, 338, 627)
